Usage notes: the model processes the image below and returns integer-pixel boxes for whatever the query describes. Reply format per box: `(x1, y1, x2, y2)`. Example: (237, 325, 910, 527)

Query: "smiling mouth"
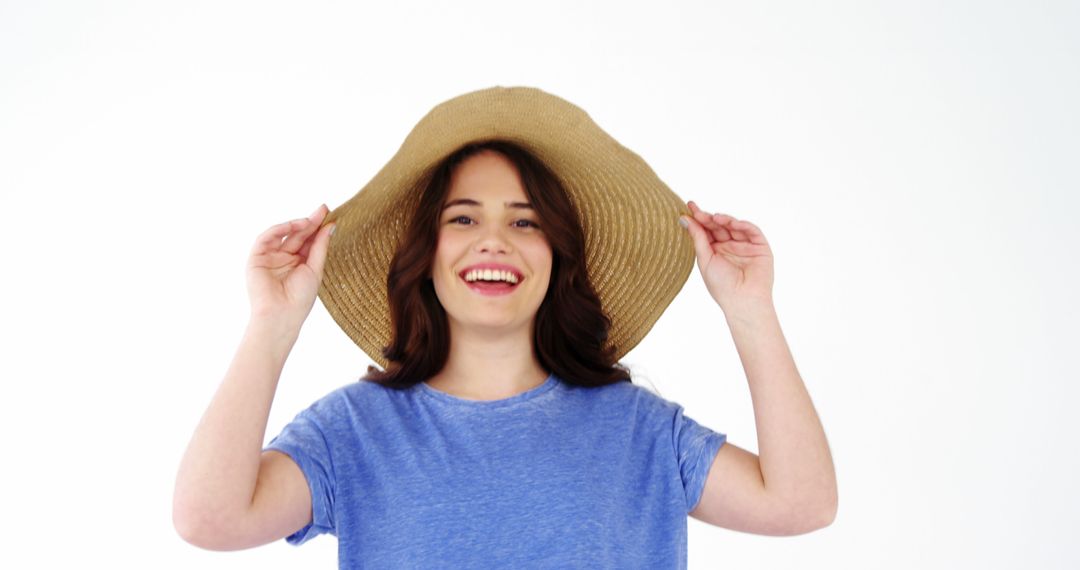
(461, 276, 521, 295)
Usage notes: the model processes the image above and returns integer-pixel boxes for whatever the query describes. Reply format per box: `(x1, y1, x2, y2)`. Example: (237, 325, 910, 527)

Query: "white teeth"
(464, 269, 519, 284)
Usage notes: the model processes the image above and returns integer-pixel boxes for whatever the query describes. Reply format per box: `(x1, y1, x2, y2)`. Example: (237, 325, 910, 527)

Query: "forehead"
(444, 151, 528, 203)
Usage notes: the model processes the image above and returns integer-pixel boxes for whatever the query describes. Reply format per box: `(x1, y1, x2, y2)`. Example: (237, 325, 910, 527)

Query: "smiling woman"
(174, 87, 832, 569)
(361, 139, 632, 392)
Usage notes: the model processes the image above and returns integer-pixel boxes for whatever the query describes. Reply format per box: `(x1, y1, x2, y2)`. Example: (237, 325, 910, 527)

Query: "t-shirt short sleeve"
(263, 404, 337, 545)
(672, 405, 727, 514)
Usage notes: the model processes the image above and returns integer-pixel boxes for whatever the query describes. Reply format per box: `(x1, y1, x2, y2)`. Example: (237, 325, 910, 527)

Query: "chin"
(452, 313, 527, 331)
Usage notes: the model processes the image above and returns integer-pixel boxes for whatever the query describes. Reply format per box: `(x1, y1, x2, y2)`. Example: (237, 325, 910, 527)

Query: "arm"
(679, 203, 836, 534)
(172, 318, 299, 541)
(172, 202, 334, 545)
(725, 301, 837, 527)
(690, 301, 836, 535)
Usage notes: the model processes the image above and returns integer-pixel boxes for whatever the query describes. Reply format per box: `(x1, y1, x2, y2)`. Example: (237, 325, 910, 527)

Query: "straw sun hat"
(318, 85, 695, 370)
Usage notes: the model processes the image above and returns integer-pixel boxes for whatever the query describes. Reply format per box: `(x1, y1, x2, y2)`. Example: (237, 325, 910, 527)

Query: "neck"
(426, 322, 548, 401)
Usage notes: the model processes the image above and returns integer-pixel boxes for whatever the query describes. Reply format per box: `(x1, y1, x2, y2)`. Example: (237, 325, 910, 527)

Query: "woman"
(174, 87, 837, 567)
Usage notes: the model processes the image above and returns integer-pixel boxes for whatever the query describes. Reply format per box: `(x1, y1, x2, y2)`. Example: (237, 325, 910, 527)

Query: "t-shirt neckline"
(418, 371, 558, 408)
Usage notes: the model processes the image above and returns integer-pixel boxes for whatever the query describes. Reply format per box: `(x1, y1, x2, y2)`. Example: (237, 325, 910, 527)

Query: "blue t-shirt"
(263, 371, 726, 569)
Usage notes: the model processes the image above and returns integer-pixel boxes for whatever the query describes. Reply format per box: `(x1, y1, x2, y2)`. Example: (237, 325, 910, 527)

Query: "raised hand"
(680, 200, 775, 312)
(245, 204, 336, 327)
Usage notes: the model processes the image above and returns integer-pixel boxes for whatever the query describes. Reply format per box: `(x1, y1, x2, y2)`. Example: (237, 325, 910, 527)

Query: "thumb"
(307, 222, 336, 282)
(680, 216, 713, 269)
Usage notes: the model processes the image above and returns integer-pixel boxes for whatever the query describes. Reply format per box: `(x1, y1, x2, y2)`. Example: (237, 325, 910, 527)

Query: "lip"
(459, 263, 524, 297)
(458, 263, 524, 281)
(464, 280, 519, 296)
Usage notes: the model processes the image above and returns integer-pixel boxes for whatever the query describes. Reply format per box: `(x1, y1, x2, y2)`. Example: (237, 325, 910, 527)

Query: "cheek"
(524, 242, 554, 276)
(434, 233, 461, 266)
(432, 241, 453, 284)
(433, 233, 473, 286)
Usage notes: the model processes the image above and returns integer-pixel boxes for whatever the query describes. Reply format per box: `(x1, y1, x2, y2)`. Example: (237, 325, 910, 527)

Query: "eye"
(447, 216, 539, 229)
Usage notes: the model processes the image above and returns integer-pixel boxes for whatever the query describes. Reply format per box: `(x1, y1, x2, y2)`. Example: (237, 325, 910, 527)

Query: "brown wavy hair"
(360, 139, 632, 390)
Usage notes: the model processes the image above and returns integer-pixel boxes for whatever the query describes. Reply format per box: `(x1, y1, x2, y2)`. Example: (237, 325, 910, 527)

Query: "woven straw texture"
(318, 86, 695, 370)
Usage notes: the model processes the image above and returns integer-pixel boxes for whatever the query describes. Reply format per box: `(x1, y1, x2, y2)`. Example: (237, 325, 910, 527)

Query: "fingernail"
(329, 224, 337, 236)
(678, 217, 689, 229)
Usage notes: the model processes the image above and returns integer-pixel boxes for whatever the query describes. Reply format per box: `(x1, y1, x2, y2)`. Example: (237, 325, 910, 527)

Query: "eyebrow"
(441, 198, 533, 211)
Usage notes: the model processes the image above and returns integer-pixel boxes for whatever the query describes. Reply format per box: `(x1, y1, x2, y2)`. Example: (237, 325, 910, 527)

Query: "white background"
(2, 0, 1077, 568)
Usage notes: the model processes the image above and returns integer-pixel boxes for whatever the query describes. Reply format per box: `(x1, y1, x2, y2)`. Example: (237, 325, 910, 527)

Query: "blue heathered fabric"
(263, 371, 726, 569)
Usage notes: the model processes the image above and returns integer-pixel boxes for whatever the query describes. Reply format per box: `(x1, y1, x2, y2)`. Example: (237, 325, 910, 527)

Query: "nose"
(473, 223, 513, 254)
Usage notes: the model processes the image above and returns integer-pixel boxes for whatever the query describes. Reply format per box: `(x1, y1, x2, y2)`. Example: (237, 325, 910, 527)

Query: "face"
(431, 150, 553, 336)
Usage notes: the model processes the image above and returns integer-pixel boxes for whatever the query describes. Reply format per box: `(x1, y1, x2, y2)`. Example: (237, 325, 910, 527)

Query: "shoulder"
(557, 377, 683, 421)
(294, 378, 408, 420)
(604, 378, 681, 411)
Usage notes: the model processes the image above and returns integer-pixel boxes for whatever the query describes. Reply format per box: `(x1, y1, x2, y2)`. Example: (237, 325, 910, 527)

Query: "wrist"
(245, 314, 302, 347)
(721, 298, 777, 326)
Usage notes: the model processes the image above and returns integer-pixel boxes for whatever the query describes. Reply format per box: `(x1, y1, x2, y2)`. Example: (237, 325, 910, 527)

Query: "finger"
(307, 203, 328, 225)
(297, 221, 322, 259)
(689, 201, 736, 240)
(711, 213, 748, 241)
(680, 215, 716, 269)
(251, 218, 310, 255)
(688, 201, 717, 227)
(711, 213, 743, 241)
(690, 207, 728, 235)
(692, 202, 751, 244)
(298, 233, 314, 260)
(282, 205, 328, 253)
(306, 222, 335, 281)
(689, 201, 770, 249)
(281, 218, 320, 254)
(697, 213, 734, 241)
(720, 238, 770, 256)
(728, 218, 769, 245)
